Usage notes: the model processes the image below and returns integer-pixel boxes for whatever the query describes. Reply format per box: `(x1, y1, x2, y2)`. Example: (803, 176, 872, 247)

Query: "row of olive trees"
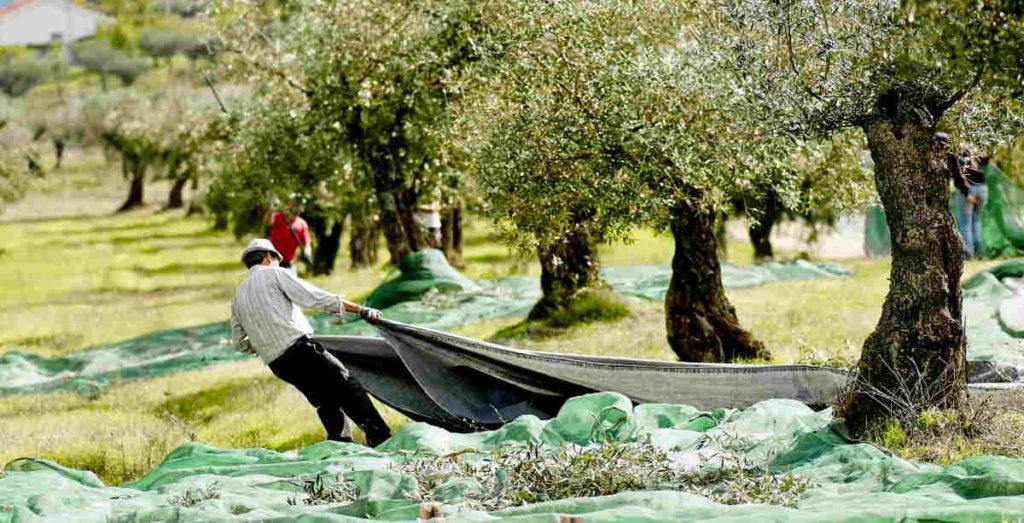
(76, 89, 224, 212)
(208, 0, 480, 272)
(209, 0, 1024, 428)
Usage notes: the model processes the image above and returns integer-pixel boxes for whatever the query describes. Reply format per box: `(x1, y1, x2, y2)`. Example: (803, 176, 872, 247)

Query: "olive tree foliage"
(456, 0, 870, 358)
(701, 0, 1024, 428)
(211, 0, 487, 265)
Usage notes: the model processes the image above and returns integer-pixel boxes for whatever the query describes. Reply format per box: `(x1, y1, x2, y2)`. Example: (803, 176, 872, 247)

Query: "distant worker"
(266, 200, 313, 274)
(414, 202, 443, 247)
(231, 239, 392, 447)
(935, 133, 986, 259)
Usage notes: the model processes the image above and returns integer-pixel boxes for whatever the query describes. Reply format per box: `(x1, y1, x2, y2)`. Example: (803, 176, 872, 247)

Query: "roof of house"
(0, 0, 110, 47)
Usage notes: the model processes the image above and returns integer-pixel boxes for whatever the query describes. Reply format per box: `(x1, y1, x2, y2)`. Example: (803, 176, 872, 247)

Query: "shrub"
(139, 27, 207, 60)
(72, 40, 149, 86)
(0, 58, 50, 97)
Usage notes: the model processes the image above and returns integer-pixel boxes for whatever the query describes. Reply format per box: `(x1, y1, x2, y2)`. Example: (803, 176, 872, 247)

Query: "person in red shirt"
(265, 201, 313, 273)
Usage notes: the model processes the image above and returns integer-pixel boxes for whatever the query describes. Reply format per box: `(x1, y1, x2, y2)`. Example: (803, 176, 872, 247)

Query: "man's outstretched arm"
(274, 269, 376, 318)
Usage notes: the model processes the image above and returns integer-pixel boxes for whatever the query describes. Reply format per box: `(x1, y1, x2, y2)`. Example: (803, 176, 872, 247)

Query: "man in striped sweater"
(231, 239, 392, 447)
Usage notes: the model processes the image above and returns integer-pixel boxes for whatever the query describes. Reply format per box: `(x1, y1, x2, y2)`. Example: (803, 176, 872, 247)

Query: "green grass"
(0, 149, 1011, 484)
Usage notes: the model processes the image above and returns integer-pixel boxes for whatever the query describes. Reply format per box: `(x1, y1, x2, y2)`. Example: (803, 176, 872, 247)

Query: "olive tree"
(705, 0, 1024, 428)
(207, 96, 370, 274)
(213, 0, 485, 265)
(459, 0, 867, 358)
(0, 107, 30, 211)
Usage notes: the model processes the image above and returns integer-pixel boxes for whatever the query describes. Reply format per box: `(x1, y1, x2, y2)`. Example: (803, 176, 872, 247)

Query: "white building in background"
(0, 0, 109, 56)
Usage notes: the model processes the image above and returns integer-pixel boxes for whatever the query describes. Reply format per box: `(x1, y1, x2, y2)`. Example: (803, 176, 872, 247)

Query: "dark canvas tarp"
(321, 321, 850, 432)
(325, 318, 1024, 432)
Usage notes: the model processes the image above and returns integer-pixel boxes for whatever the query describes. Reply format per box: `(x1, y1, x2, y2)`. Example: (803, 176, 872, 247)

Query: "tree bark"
(376, 187, 429, 265)
(837, 113, 967, 432)
(528, 228, 603, 321)
(714, 212, 729, 261)
(349, 212, 380, 269)
(441, 206, 465, 269)
(117, 158, 145, 213)
(748, 191, 782, 263)
(307, 215, 344, 276)
(166, 177, 188, 210)
(665, 200, 768, 362)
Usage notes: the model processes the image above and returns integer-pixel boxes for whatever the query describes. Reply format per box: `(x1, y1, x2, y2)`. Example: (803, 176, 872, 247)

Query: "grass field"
(0, 150, 1007, 484)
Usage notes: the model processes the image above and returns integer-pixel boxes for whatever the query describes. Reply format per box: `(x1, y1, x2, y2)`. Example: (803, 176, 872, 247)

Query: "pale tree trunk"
(837, 109, 966, 432)
(665, 199, 768, 362)
(441, 206, 465, 269)
(528, 227, 603, 321)
(187, 177, 204, 216)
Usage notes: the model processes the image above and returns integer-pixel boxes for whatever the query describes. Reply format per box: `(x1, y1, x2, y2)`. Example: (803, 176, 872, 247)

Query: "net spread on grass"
(4, 391, 1024, 521)
(0, 252, 853, 396)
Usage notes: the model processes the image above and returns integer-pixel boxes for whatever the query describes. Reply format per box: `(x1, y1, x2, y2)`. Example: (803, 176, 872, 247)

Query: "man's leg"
(269, 341, 350, 441)
(269, 338, 391, 446)
(313, 345, 393, 447)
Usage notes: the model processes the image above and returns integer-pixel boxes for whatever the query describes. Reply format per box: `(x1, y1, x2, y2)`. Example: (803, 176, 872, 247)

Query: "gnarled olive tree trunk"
(528, 227, 603, 321)
(666, 199, 768, 362)
(441, 206, 464, 269)
(837, 109, 966, 432)
(307, 214, 344, 276)
(748, 191, 782, 262)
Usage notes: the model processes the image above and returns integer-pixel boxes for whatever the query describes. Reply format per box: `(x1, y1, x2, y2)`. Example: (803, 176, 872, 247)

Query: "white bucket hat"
(241, 238, 283, 263)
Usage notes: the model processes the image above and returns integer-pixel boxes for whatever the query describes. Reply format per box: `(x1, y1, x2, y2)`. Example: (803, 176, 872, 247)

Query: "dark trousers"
(269, 336, 392, 446)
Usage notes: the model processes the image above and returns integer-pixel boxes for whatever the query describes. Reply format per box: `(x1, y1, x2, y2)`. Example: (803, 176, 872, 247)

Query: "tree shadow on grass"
(157, 375, 281, 426)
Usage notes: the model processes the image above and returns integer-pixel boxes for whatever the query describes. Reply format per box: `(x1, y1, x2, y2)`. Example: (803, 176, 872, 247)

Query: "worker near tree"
(231, 239, 392, 447)
(935, 133, 986, 259)
(265, 200, 313, 274)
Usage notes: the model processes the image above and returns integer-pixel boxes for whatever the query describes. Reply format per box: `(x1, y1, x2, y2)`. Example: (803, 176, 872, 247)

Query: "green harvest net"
(363, 249, 480, 310)
(0, 253, 852, 396)
(962, 260, 1024, 366)
(865, 166, 1024, 258)
(5, 391, 1024, 521)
